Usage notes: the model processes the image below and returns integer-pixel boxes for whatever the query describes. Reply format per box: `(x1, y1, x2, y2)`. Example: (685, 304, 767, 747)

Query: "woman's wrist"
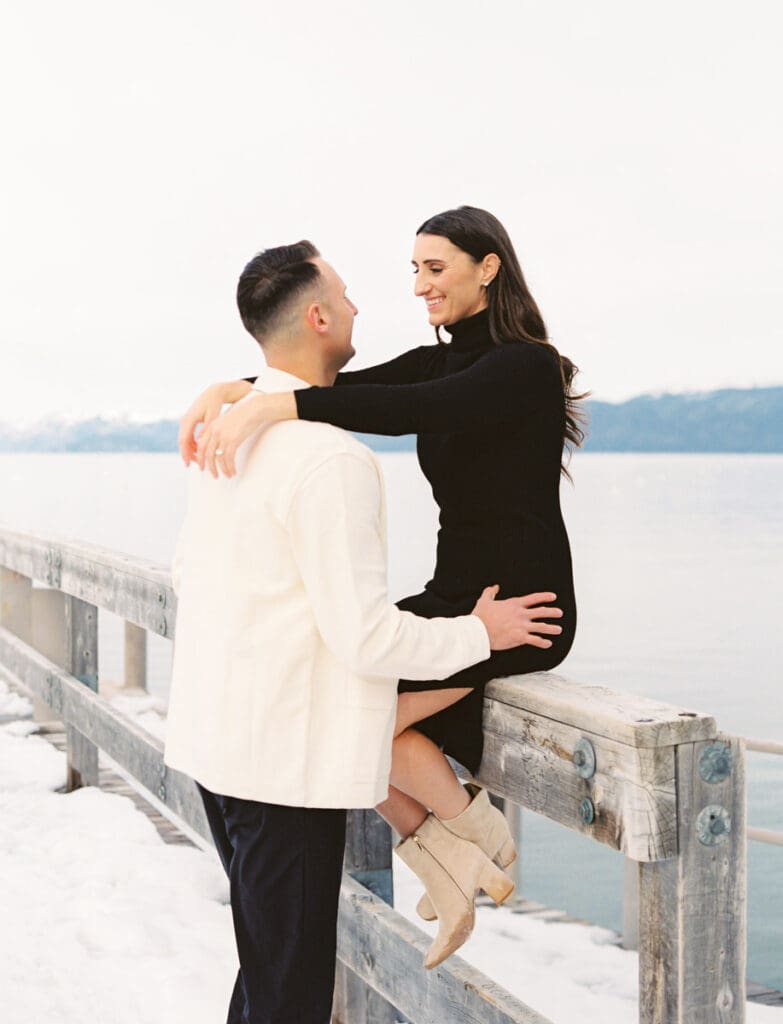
(214, 379, 253, 403)
(269, 391, 298, 421)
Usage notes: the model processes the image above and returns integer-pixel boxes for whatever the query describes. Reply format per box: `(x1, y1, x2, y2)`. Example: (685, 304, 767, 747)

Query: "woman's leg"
(375, 686, 474, 837)
(394, 688, 473, 738)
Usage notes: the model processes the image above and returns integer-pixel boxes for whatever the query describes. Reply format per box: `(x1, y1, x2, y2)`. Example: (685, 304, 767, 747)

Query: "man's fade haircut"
(237, 241, 321, 344)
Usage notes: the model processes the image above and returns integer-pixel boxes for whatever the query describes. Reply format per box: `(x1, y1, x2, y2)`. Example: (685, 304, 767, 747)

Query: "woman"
(180, 206, 584, 966)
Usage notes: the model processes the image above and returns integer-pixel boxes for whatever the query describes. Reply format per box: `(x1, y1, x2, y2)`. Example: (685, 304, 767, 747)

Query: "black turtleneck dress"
(293, 308, 576, 775)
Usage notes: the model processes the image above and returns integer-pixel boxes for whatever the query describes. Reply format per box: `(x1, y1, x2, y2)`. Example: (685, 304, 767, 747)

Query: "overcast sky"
(2, 1, 781, 424)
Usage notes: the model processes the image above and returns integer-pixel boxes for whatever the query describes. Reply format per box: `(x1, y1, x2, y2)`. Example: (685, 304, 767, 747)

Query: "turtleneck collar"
(444, 307, 493, 352)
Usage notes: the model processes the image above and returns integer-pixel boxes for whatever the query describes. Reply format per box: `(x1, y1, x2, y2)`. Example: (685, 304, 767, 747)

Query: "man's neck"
(263, 353, 336, 388)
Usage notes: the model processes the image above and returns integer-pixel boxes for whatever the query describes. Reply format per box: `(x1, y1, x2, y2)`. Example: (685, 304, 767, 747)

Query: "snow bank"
(0, 724, 236, 1024)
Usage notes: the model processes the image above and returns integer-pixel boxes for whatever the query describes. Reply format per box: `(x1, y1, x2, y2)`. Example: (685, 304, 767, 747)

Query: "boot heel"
(496, 835, 517, 869)
(478, 858, 515, 906)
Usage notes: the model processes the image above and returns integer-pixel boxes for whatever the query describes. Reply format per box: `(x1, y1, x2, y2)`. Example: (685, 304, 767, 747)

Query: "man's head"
(236, 242, 358, 381)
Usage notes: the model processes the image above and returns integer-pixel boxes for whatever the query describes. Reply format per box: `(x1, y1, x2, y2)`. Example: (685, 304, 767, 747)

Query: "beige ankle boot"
(417, 784, 517, 922)
(395, 813, 515, 969)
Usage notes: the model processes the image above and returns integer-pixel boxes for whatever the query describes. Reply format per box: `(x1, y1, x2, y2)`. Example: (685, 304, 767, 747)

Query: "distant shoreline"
(1, 386, 781, 455)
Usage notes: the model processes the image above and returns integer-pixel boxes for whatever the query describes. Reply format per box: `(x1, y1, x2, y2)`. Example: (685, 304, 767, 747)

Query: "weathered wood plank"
(343, 808, 394, 904)
(335, 810, 398, 1024)
(0, 567, 32, 638)
(486, 674, 716, 748)
(622, 856, 640, 951)
(0, 625, 210, 841)
(474, 699, 679, 860)
(63, 595, 99, 789)
(0, 529, 176, 639)
(337, 874, 552, 1024)
(638, 735, 747, 1023)
(0, 567, 48, 721)
(124, 620, 148, 690)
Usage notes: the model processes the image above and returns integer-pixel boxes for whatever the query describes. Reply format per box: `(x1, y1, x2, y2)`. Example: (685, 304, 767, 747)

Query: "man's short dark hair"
(237, 241, 321, 343)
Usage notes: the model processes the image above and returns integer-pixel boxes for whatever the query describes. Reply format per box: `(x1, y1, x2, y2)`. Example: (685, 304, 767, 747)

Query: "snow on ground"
(108, 691, 168, 742)
(0, 724, 237, 1024)
(0, 676, 33, 719)
(0, 719, 780, 1023)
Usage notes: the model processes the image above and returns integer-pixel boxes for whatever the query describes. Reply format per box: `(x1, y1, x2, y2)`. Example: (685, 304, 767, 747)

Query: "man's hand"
(178, 380, 253, 466)
(471, 586, 563, 651)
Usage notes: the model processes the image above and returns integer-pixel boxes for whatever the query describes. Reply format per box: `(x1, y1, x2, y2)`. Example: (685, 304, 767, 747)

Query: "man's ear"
(306, 302, 328, 333)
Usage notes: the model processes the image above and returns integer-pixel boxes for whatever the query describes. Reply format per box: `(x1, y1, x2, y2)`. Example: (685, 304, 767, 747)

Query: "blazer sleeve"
(295, 343, 562, 436)
(286, 451, 490, 681)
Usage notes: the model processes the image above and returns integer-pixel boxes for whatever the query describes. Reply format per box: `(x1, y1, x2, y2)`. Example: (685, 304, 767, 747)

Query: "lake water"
(1, 451, 781, 988)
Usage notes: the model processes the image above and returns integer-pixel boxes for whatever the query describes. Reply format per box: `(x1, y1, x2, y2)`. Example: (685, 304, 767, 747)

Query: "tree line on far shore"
(1, 387, 781, 454)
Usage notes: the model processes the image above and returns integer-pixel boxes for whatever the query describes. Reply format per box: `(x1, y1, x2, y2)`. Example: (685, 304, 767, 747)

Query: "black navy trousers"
(197, 782, 347, 1024)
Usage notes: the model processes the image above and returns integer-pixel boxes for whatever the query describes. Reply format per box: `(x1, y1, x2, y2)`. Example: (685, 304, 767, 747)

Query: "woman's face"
(412, 234, 489, 327)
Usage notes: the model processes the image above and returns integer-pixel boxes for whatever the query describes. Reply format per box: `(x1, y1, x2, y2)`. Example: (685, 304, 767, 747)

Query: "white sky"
(1, 0, 781, 424)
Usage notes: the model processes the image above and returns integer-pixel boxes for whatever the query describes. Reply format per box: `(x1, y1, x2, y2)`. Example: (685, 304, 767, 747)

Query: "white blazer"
(164, 366, 490, 808)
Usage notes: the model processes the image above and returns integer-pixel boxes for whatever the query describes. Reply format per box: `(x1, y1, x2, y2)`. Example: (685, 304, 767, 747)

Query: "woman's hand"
(178, 380, 252, 466)
(472, 586, 563, 650)
(196, 391, 298, 478)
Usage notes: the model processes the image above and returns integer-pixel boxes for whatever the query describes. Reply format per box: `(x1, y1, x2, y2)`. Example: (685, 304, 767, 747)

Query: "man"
(165, 241, 544, 1023)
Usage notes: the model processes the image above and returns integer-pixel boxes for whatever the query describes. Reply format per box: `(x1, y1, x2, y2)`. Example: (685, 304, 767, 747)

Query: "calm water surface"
(1, 452, 781, 987)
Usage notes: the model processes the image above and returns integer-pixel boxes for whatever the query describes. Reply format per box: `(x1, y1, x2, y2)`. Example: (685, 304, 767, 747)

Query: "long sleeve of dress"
(334, 346, 432, 386)
(295, 343, 561, 436)
(241, 346, 430, 388)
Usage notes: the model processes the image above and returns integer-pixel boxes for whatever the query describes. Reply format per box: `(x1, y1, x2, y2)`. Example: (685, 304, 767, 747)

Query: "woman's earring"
(482, 281, 490, 287)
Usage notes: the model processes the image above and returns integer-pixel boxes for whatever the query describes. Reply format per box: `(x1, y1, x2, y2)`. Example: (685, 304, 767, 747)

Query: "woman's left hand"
(179, 379, 253, 466)
(196, 391, 298, 478)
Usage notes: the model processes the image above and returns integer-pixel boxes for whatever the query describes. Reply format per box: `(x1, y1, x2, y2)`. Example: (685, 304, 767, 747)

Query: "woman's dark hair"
(237, 240, 321, 344)
(417, 206, 588, 476)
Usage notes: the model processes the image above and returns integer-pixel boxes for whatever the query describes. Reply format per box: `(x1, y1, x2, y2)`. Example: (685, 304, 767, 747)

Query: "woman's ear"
(481, 252, 501, 286)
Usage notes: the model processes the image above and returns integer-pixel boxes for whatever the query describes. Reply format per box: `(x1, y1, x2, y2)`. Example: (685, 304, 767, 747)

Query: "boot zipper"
(412, 834, 469, 897)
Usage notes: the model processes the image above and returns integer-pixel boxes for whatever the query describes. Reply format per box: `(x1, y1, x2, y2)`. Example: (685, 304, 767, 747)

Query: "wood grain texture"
(0, 528, 176, 639)
(63, 595, 99, 789)
(123, 621, 148, 691)
(0, 567, 46, 720)
(638, 736, 747, 1024)
(337, 874, 552, 1024)
(474, 700, 679, 861)
(486, 674, 716, 748)
(334, 809, 398, 1023)
(0, 625, 210, 841)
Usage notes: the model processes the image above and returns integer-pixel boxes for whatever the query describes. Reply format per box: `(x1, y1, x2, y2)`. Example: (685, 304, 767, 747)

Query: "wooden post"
(123, 621, 147, 690)
(622, 856, 640, 950)
(503, 799, 523, 902)
(32, 589, 99, 789)
(63, 595, 99, 789)
(638, 735, 746, 1023)
(333, 809, 398, 1024)
(0, 568, 47, 720)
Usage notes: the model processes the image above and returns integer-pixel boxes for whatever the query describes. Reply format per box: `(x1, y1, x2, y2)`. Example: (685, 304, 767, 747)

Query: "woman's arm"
(239, 347, 432, 389)
(296, 343, 561, 436)
(334, 345, 432, 387)
(182, 348, 431, 462)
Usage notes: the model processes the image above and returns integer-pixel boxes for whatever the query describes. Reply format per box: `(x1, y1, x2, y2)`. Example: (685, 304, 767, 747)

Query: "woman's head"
(412, 231, 499, 329)
(414, 206, 548, 345)
(415, 205, 587, 473)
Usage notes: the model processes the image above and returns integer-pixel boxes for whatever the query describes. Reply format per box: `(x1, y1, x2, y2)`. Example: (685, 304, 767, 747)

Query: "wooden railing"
(0, 527, 748, 1024)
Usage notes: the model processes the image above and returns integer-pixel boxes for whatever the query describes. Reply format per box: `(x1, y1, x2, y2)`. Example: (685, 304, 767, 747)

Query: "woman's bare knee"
(394, 688, 473, 737)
